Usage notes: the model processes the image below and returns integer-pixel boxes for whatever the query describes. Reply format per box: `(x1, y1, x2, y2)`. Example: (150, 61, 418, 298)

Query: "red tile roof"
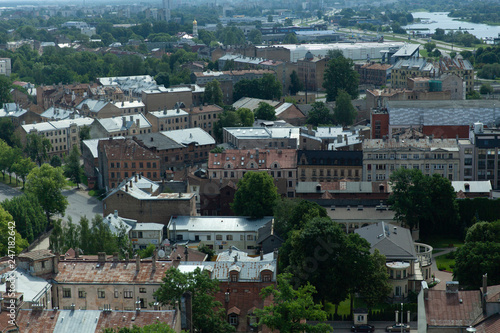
(475, 314, 500, 333)
(209, 149, 297, 170)
(185, 104, 223, 114)
(99, 138, 160, 161)
(425, 289, 483, 327)
(16, 309, 59, 333)
(96, 310, 178, 331)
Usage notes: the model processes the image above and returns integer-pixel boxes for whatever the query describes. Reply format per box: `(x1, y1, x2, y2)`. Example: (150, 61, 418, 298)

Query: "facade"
(0, 57, 11, 76)
(97, 75, 159, 100)
(188, 104, 224, 137)
(0, 103, 41, 127)
(437, 57, 474, 93)
(89, 114, 152, 139)
(145, 108, 190, 132)
(141, 85, 204, 112)
(297, 150, 363, 182)
(168, 216, 274, 254)
(223, 126, 300, 150)
(17, 117, 94, 158)
(297, 52, 328, 92)
(355, 62, 391, 86)
(355, 223, 433, 301)
(113, 100, 146, 115)
(97, 138, 161, 190)
(390, 58, 436, 89)
(362, 137, 461, 181)
(102, 175, 196, 224)
(365, 87, 452, 110)
(208, 148, 297, 197)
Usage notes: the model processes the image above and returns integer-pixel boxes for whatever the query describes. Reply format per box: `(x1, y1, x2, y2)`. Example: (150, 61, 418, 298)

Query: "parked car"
(386, 323, 411, 332)
(351, 324, 375, 332)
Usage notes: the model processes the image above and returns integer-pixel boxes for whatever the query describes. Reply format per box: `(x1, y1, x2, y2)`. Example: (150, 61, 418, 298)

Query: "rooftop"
(225, 127, 300, 141)
(0, 268, 51, 302)
(40, 107, 82, 121)
(168, 216, 274, 233)
(425, 289, 482, 327)
(355, 222, 417, 261)
(113, 100, 145, 109)
(22, 117, 94, 133)
(99, 138, 160, 161)
(392, 43, 420, 57)
(363, 137, 459, 150)
(132, 133, 184, 151)
(18, 249, 55, 261)
(209, 148, 297, 169)
(452, 181, 492, 194)
(232, 97, 280, 111)
(178, 259, 277, 282)
(162, 128, 215, 146)
(148, 108, 189, 118)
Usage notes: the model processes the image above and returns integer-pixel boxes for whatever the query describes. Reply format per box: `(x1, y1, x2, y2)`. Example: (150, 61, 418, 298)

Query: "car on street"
(386, 323, 411, 332)
(351, 324, 375, 332)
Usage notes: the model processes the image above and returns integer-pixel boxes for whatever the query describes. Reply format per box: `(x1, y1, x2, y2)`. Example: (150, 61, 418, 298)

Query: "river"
(404, 12, 500, 40)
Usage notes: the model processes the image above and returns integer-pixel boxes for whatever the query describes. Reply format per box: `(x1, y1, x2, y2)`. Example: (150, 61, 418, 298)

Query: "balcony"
(414, 242, 433, 267)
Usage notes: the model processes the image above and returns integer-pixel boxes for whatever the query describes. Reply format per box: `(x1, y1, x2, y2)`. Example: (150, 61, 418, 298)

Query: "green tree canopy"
(203, 80, 223, 106)
(25, 164, 68, 223)
(289, 70, 303, 96)
(254, 273, 332, 333)
(0, 206, 28, 255)
(254, 102, 276, 121)
(154, 267, 235, 333)
(2, 194, 47, 243)
(64, 145, 82, 188)
(306, 101, 334, 126)
(323, 54, 359, 101)
(334, 89, 357, 126)
(283, 33, 298, 44)
(24, 133, 52, 166)
(454, 241, 500, 288)
(236, 108, 254, 126)
(102, 321, 178, 333)
(12, 157, 36, 189)
(248, 29, 262, 44)
(231, 171, 279, 218)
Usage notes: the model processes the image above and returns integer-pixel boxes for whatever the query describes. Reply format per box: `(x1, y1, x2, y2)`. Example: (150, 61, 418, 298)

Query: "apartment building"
(76, 99, 122, 119)
(362, 137, 461, 181)
(223, 126, 300, 150)
(208, 148, 297, 197)
(188, 104, 224, 137)
(297, 150, 363, 182)
(141, 85, 204, 112)
(297, 51, 328, 92)
(470, 123, 500, 189)
(89, 114, 152, 139)
(145, 107, 190, 132)
(355, 62, 391, 86)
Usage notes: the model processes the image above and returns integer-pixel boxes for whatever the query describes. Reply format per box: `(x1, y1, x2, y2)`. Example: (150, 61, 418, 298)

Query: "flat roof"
(168, 216, 273, 232)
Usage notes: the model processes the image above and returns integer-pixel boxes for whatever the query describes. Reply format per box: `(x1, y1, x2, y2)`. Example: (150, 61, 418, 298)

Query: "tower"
(163, 0, 171, 21)
(193, 19, 198, 38)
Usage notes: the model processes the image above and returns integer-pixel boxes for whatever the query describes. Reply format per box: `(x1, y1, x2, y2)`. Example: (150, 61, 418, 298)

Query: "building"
(97, 75, 159, 100)
(145, 107, 190, 132)
(76, 99, 122, 119)
(232, 97, 280, 112)
(104, 211, 164, 250)
(0, 57, 11, 76)
(355, 223, 433, 301)
(82, 137, 124, 190)
(362, 137, 461, 181)
(36, 83, 92, 110)
(188, 104, 224, 137)
(297, 51, 328, 92)
(297, 150, 363, 182)
(274, 102, 307, 126)
(437, 57, 475, 93)
(223, 126, 300, 150)
(299, 126, 364, 150)
(355, 62, 391, 86)
(0, 103, 41, 127)
(97, 138, 161, 190)
(295, 181, 391, 204)
(40, 107, 82, 122)
(89, 114, 152, 139)
(168, 216, 274, 254)
(390, 58, 436, 89)
(470, 124, 500, 189)
(17, 118, 94, 158)
(113, 100, 146, 115)
(390, 43, 420, 64)
(208, 149, 297, 197)
(102, 175, 196, 224)
(141, 85, 204, 113)
(365, 87, 452, 110)
(452, 181, 492, 198)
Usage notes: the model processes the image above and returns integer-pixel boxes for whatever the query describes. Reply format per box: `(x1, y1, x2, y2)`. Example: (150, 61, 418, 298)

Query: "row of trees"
(233, 73, 282, 101)
(305, 95, 357, 127)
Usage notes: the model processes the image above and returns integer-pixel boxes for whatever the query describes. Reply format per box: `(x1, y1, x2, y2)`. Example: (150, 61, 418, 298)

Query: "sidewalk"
(430, 247, 455, 290)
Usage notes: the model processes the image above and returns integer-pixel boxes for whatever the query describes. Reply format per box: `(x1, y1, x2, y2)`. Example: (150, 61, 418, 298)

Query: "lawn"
(435, 252, 456, 272)
(425, 236, 464, 249)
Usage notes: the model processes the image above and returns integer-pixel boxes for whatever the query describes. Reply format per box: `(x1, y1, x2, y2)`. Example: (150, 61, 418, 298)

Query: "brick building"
(297, 150, 363, 182)
(223, 127, 300, 150)
(89, 114, 152, 139)
(188, 104, 224, 137)
(297, 51, 328, 92)
(208, 149, 297, 197)
(102, 175, 196, 224)
(97, 138, 161, 190)
(141, 85, 204, 112)
(355, 62, 391, 86)
(145, 107, 190, 132)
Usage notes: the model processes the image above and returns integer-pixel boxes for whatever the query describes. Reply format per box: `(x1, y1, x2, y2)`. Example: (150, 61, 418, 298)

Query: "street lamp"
(401, 303, 404, 333)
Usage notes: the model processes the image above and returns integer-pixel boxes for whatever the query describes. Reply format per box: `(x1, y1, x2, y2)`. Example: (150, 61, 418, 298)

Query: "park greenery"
(233, 74, 282, 102)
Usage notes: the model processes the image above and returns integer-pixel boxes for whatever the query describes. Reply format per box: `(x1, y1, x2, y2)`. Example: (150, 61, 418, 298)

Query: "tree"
(24, 133, 52, 166)
(283, 33, 298, 44)
(231, 171, 279, 218)
(260, 73, 282, 100)
(306, 102, 334, 126)
(334, 89, 357, 126)
(0, 118, 15, 146)
(467, 90, 481, 100)
(50, 155, 62, 167)
(248, 29, 262, 44)
(155, 72, 170, 87)
(138, 243, 156, 258)
(465, 220, 500, 243)
(357, 248, 391, 310)
(254, 273, 332, 333)
(454, 241, 500, 288)
(424, 42, 436, 53)
(198, 244, 216, 261)
(0, 206, 29, 256)
(204, 80, 223, 106)
(267, 15, 273, 23)
(64, 145, 82, 188)
(102, 321, 178, 333)
(11, 157, 36, 189)
(480, 84, 494, 95)
(323, 55, 359, 101)
(254, 102, 276, 121)
(0, 76, 12, 108)
(289, 70, 303, 95)
(154, 267, 235, 333)
(2, 194, 47, 243)
(236, 108, 254, 126)
(327, 49, 344, 59)
(25, 164, 68, 223)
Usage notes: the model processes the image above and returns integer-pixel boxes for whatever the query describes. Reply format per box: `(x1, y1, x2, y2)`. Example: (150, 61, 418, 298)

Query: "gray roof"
(162, 128, 215, 146)
(133, 133, 184, 150)
(296, 181, 375, 193)
(41, 107, 82, 121)
(355, 222, 417, 261)
(392, 43, 420, 57)
(452, 181, 492, 193)
(168, 216, 274, 233)
(0, 268, 51, 303)
(76, 99, 109, 113)
(104, 213, 134, 235)
(53, 310, 101, 333)
(327, 206, 395, 223)
(0, 103, 27, 118)
(96, 114, 151, 132)
(363, 138, 459, 150)
(178, 259, 277, 282)
(388, 100, 500, 127)
(391, 58, 434, 72)
(82, 137, 125, 158)
(22, 117, 93, 133)
(232, 97, 280, 111)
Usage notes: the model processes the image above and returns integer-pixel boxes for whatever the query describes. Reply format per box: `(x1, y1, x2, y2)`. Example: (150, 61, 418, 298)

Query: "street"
(310, 321, 417, 333)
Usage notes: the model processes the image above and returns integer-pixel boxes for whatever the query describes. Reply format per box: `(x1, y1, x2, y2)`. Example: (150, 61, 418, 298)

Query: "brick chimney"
(152, 250, 157, 272)
(135, 255, 140, 272)
(113, 252, 119, 264)
(53, 253, 59, 274)
(98, 252, 106, 265)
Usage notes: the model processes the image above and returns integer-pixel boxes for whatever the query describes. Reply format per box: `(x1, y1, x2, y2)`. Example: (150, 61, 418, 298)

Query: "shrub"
(438, 265, 446, 271)
(446, 251, 456, 259)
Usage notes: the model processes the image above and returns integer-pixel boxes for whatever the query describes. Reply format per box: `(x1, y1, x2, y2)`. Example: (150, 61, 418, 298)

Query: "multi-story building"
(362, 137, 461, 181)
(113, 100, 146, 115)
(470, 123, 500, 189)
(355, 62, 391, 86)
(365, 87, 452, 110)
(297, 51, 328, 92)
(390, 58, 435, 89)
(89, 114, 153, 139)
(102, 174, 196, 224)
(208, 148, 297, 197)
(17, 117, 94, 158)
(141, 85, 205, 112)
(188, 104, 224, 137)
(97, 138, 161, 189)
(98, 75, 159, 100)
(223, 127, 300, 150)
(76, 99, 122, 119)
(297, 150, 363, 182)
(0, 103, 41, 127)
(0, 57, 12, 76)
(167, 216, 274, 254)
(299, 126, 364, 150)
(437, 57, 474, 93)
(145, 107, 190, 132)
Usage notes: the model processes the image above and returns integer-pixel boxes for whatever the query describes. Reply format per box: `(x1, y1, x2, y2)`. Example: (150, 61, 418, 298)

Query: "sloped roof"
(162, 128, 215, 146)
(425, 289, 482, 328)
(168, 216, 273, 233)
(96, 114, 151, 132)
(354, 222, 417, 260)
(232, 97, 280, 111)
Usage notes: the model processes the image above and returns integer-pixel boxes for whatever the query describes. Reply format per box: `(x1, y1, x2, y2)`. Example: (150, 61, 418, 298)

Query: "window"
(63, 288, 71, 298)
(111, 163, 115, 168)
(147, 162, 151, 168)
(247, 235, 253, 241)
(216, 235, 222, 240)
(140, 288, 146, 293)
(139, 162, 144, 168)
(226, 235, 233, 241)
(206, 235, 211, 241)
(231, 274, 238, 282)
(229, 315, 238, 325)
(132, 162, 136, 168)
(114, 289, 119, 298)
(98, 289, 105, 298)
(78, 289, 86, 298)
(124, 290, 133, 298)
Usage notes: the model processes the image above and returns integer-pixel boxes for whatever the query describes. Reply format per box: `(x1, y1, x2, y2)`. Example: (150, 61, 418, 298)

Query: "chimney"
(152, 250, 157, 272)
(135, 174, 138, 182)
(184, 246, 189, 262)
(136, 119, 140, 127)
(114, 210, 118, 218)
(113, 252, 119, 263)
(53, 253, 59, 274)
(98, 252, 106, 265)
(122, 116, 126, 127)
(260, 250, 263, 260)
(125, 252, 129, 262)
(75, 247, 79, 259)
(129, 180, 133, 188)
(135, 255, 140, 272)
(483, 273, 488, 314)
(125, 184, 128, 192)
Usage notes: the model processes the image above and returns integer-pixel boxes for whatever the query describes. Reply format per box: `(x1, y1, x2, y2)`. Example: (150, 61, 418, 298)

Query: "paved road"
(0, 182, 102, 225)
(312, 321, 417, 332)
